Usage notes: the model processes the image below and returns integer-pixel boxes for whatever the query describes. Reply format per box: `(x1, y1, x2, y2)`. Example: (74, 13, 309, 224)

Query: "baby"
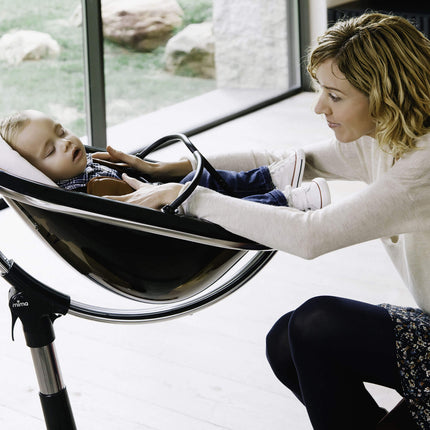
(0, 110, 331, 210)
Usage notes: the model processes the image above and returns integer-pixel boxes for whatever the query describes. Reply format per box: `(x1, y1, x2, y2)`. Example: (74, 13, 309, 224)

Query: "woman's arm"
(181, 168, 422, 259)
(303, 137, 380, 182)
(105, 174, 185, 209)
(108, 171, 420, 259)
(190, 138, 370, 182)
(107, 142, 429, 259)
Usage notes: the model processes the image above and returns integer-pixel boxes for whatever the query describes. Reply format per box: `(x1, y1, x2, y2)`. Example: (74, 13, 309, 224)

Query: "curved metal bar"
(137, 134, 206, 214)
(135, 133, 197, 159)
(2, 249, 275, 324)
(162, 150, 204, 214)
(67, 250, 276, 323)
(0, 250, 12, 274)
(137, 133, 236, 214)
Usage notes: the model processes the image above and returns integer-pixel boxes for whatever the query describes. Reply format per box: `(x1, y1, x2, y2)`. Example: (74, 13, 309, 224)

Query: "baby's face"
(12, 112, 87, 181)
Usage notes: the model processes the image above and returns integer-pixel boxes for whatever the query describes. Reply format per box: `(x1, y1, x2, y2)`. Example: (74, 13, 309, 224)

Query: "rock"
(70, 5, 83, 27)
(72, 0, 184, 52)
(164, 22, 215, 79)
(0, 30, 61, 65)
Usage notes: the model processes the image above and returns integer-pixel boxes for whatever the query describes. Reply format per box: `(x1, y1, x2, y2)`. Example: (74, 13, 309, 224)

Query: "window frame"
(81, 0, 304, 148)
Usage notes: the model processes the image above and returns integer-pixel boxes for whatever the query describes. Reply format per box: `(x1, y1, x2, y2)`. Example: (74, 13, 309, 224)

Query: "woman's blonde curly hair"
(308, 13, 430, 158)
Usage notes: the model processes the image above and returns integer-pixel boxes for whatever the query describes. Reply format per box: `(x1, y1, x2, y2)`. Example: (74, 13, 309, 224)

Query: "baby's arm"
(92, 146, 193, 180)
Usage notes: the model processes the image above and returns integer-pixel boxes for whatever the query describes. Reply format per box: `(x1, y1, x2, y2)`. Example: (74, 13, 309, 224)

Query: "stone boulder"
(72, 0, 184, 52)
(0, 30, 61, 65)
(164, 22, 215, 79)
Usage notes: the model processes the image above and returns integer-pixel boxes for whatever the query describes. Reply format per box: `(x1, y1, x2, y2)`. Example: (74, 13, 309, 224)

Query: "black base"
(40, 388, 77, 430)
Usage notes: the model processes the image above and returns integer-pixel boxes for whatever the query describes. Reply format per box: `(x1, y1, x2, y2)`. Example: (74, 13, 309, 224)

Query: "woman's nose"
(314, 93, 330, 115)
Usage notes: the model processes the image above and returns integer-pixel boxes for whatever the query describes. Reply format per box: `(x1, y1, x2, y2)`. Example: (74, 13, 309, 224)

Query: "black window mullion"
(81, 0, 107, 148)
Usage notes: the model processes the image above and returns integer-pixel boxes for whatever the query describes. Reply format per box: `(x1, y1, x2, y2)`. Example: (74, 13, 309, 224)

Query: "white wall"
(309, 0, 328, 48)
(212, 0, 342, 90)
(213, 0, 289, 89)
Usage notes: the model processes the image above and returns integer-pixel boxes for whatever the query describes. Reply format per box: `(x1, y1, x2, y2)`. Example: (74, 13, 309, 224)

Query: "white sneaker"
(287, 178, 331, 211)
(269, 148, 305, 190)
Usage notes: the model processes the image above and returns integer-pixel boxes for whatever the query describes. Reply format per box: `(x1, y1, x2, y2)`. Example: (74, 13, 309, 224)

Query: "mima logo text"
(12, 301, 29, 308)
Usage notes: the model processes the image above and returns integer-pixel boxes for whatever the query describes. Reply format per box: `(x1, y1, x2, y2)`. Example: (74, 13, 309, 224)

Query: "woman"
(103, 13, 430, 429)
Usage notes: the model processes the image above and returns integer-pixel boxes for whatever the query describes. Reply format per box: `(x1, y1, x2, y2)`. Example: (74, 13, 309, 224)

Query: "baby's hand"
(94, 146, 193, 179)
(93, 146, 157, 175)
(92, 146, 130, 164)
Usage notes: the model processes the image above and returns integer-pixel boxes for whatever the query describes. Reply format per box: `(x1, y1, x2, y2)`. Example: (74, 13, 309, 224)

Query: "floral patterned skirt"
(379, 303, 430, 430)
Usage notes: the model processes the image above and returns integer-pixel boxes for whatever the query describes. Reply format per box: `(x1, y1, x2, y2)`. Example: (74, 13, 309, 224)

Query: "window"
(0, 0, 86, 135)
(0, 0, 301, 148)
(100, 0, 302, 149)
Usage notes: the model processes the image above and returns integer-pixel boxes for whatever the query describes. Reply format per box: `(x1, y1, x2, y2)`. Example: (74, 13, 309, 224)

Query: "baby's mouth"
(72, 148, 81, 161)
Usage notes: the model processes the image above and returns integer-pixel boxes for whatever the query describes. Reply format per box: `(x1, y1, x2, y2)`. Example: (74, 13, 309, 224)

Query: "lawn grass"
(0, 0, 214, 137)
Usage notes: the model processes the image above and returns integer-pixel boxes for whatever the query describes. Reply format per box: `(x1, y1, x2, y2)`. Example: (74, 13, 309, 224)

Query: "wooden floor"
(0, 92, 414, 429)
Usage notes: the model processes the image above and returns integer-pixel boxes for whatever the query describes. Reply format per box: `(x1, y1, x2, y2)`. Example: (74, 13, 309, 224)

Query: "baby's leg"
(180, 167, 275, 198)
(242, 190, 288, 206)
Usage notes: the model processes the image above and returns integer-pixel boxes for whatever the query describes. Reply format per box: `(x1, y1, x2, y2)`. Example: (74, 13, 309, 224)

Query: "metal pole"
(31, 343, 77, 430)
(31, 344, 65, 395)
(8, 286, 77, 429)
(3, 258, 76, 430)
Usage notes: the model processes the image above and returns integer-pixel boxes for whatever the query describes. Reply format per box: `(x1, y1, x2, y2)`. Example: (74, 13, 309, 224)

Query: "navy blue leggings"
(266, 296, 405, 430)
(180, 167, 288, 206)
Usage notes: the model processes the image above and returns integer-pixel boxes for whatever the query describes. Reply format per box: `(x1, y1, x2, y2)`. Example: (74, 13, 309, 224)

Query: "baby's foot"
(286, 178, 331, 211)
(269, 148, 305, 190)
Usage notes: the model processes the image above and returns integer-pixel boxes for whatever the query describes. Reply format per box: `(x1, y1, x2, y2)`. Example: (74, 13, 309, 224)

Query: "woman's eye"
(328, 93, 341, 102)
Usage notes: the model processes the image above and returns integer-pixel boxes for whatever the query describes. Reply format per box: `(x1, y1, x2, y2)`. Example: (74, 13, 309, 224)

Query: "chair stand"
(8, 284, 76, 429)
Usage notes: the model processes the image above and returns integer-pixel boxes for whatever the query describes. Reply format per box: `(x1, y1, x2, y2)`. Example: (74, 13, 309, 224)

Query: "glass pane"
(0, 0, 86, 136)
(101, 0, 298, 132)
(103, 0, 216, 128)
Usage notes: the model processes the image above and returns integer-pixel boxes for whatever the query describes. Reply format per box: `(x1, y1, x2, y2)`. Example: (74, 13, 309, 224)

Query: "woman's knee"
(266, 311, 293, 365)
(266, 296, 348, 365)
(288, 295, 348, 351)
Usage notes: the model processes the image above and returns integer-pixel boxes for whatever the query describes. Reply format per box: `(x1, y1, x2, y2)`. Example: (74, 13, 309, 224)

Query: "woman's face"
(314, 59, 376, 142)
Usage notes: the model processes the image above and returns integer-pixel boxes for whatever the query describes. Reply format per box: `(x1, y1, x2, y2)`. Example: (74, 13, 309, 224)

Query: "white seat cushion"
(0, 135, 57, 186)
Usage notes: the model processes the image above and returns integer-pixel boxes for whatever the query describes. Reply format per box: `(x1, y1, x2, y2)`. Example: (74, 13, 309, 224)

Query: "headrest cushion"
(0, 135, 57, 186)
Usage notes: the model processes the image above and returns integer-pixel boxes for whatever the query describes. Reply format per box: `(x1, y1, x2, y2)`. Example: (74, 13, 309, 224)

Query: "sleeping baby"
(0, 109, 330, 210)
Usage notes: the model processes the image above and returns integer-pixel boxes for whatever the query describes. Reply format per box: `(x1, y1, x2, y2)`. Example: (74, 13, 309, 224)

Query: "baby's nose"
(62, 139, 72, 150)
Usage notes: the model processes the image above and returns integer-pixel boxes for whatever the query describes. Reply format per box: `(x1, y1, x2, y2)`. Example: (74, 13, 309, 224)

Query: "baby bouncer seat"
(0, 134, 275, 428)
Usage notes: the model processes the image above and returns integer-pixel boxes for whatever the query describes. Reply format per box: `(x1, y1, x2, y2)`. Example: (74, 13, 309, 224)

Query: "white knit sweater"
(183, 134, 430, 313)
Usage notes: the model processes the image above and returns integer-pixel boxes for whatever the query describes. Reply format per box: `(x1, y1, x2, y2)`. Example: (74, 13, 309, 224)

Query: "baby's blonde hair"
(308, 13, 430, 158)
(0, 111, 32, 149)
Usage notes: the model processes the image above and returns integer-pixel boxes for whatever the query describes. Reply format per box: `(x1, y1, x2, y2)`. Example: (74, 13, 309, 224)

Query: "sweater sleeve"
(191, 137, 373, 182)
(188, 149, 285, 172)
(182, 149, 427, 259)
(303, 136, 382, 182)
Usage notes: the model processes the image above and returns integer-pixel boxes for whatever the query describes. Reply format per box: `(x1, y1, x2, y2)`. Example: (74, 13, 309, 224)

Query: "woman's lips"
(327, 121, 340, 129)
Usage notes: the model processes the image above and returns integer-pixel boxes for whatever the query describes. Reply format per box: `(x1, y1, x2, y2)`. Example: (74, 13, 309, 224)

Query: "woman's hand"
(93, 146, 193, 180)
(104, 174, 185, 210)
